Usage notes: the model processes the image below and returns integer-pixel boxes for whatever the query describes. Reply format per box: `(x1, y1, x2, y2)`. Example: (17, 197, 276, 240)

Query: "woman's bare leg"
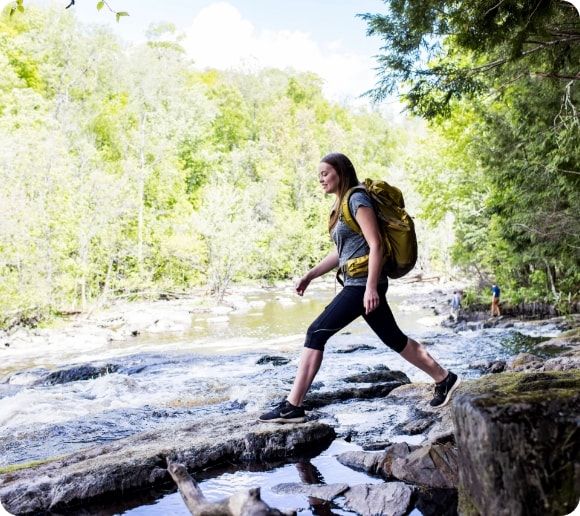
(287, 348, 323, 406)
(400, 338, 448, 383)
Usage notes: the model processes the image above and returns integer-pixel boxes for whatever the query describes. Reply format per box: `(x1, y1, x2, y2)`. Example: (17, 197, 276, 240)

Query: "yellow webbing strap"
(340, 185, 365, 234)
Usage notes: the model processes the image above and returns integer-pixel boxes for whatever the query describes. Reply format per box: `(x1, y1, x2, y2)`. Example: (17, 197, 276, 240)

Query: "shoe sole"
(433, 376, 462, 408)
(257, 416, 306, 424)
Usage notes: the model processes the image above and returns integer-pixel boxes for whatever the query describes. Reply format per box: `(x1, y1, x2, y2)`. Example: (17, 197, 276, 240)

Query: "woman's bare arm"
(295, 250, 339, 296)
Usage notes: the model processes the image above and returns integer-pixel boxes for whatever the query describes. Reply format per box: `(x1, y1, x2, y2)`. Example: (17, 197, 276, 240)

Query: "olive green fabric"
(340, 178, 417, 279)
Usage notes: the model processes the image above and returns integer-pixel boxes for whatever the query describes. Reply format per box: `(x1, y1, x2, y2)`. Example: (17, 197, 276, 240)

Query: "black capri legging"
(304, 283, 408, 353)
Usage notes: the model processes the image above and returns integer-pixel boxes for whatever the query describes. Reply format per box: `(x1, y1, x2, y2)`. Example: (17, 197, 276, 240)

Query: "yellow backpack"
(340, 178, 417, 279)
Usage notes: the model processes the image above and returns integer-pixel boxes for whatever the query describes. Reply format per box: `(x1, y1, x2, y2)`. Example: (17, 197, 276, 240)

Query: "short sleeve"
(348, 190, 373, 217)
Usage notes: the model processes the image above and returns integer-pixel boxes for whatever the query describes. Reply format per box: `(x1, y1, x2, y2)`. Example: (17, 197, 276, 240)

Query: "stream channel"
(0, 281, 561, 515)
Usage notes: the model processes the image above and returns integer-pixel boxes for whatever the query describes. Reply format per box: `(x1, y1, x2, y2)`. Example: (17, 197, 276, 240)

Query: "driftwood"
(166, 458, 296, 516)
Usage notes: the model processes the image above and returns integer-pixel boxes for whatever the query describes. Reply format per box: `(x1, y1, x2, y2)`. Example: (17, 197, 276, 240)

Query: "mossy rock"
(452, 370, 580, 516)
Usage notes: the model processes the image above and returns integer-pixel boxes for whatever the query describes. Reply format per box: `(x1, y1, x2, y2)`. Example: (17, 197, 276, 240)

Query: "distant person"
(259, 152, 460, 424)
(491, 283, 501, 317)
(450, 290, 462, 322)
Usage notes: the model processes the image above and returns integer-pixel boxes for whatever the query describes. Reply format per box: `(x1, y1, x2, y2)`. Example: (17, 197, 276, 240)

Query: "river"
(0, 280, 562, 515)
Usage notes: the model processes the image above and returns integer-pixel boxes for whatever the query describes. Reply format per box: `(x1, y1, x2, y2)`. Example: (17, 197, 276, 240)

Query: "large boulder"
(452, 371, 580, 516)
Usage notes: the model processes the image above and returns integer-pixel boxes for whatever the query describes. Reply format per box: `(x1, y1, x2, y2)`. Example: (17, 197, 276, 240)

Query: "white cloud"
(182, 2, 377, 102)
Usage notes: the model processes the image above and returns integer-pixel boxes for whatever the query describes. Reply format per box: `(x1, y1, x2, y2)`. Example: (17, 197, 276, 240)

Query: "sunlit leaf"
(115, 11, 129, 22)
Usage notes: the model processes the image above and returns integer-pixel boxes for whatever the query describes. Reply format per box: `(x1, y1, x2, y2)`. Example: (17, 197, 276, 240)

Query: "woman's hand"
(295, 275, 311, 296)
(363, 286, 379, 314)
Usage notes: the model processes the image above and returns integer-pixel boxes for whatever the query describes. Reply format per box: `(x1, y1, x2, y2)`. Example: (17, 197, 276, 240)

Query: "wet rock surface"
(0, 415, 336, 514)
(37, 363, 121, 385)
(343, 367, 410, 384)
(256, 355, 291, 366)
(342, 482, 414, 516)
(304, 380, 409, 409)
(271, 482, 349, 500)
(452, 370, 580, 516)
(334, 344, 377, 354)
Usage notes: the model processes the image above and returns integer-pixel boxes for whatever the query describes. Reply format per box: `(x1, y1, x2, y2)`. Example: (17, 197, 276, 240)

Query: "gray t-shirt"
(332, 190, 388, 286)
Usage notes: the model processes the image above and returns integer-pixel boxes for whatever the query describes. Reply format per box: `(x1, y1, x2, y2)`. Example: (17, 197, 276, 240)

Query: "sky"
(29, 0, 389, 104)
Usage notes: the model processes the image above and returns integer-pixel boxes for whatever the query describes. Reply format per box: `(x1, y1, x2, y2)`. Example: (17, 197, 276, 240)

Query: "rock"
(413, 488, 458, 516)
(362, 441, 393, 451)
(470, 360, 507, 374)
(334, 344, 376, 354)
(390, 441, 459, 489)
(384, 384, 456, 442)
(468, 359, 491, 371)
(256, 355, 291, 366)
(536, 328, 580, 353)
(336, 442, 420, 479)
(543, 355, 580, 371)
(342, 482, 414, 516)
(488, 360, 506, 373)
(304, 381, 407, 409)
(335, 450, 385, 475)
(0, 414, 335, 514)
(508, 352, 543, 370)
(395, 417, 435, 435)
(35, 363, 120, 386)
(271, 482, 349, 500)
(452, 371, 580, 516)
(343, 369, 410, 384)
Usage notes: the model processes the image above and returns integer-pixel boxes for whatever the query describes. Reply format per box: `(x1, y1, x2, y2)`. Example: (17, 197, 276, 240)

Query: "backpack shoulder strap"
(340, 185, 366, 234)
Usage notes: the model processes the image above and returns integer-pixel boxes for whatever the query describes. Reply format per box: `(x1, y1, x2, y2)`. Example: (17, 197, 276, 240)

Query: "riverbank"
(1, 279, 578, 514)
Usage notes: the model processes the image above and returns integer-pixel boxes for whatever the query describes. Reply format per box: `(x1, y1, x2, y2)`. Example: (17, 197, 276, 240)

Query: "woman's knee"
(304, 324, 328, 351)
(390, 333, 408, 353)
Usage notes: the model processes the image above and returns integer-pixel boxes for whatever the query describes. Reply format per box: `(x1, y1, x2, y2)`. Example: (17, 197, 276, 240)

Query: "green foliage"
(0, 6, 408, 319)
(366, 0, 579, 303)
(8, 1, 128, 21)
(361, 0, 579, 117)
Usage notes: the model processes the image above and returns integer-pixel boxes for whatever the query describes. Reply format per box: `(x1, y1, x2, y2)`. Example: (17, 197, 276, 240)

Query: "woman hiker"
(259, 152, 460, 424)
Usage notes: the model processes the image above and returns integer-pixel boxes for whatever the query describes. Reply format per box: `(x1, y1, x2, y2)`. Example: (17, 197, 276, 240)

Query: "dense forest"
(0, 2, 578, 324)
(362, 0, 579, 307)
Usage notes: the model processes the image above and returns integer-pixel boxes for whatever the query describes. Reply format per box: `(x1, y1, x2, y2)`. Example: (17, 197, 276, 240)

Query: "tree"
(361, 0, 579, 117)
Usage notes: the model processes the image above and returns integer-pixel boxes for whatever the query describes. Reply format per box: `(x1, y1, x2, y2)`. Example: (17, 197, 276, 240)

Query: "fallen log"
(166, 458, 296, 516)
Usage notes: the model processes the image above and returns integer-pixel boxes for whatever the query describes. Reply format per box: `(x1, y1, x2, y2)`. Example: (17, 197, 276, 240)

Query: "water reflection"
(295, 460, 334, 516)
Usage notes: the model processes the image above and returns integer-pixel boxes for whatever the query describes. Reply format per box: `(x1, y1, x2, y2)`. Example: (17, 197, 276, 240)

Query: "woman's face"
(318, 162, 340, 195)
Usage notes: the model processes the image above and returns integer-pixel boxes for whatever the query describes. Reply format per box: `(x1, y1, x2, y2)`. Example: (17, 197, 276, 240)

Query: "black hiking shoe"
(258, 400, 306, 423)
(430, 371, 461, 408)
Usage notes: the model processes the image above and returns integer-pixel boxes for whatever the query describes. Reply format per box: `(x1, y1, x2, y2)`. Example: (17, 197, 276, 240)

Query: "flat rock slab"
(343, 482, 414, 516)
(0, 413, 335, 514)
(272, 482, 349, 500)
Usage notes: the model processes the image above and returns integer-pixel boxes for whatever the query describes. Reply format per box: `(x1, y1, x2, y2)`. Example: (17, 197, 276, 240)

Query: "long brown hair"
(321, 153, 360, 233)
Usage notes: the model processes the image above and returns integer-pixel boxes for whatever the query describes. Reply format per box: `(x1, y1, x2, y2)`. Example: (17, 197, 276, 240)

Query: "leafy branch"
(9, 1, 129, 22)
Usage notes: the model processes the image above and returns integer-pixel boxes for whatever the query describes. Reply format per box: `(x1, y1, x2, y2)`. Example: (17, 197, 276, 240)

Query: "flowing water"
(0, 281, 561, 515)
